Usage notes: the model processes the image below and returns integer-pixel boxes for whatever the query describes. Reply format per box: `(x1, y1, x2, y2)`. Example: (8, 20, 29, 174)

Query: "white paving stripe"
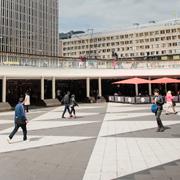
(0, 110, 51, 116)
(0, 120, 13, 124)
(99, 121, 180, 137)
(83, 137, 180, 180)
(0, 135, 94, 154)
(83, 103, 180, 180)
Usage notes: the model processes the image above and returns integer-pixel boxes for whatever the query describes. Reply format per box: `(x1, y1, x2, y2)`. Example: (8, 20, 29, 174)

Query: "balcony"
(0, 51, 180, 70)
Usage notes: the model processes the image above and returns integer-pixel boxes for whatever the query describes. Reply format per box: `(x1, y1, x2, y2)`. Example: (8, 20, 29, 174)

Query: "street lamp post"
(87, 29, 94, 59)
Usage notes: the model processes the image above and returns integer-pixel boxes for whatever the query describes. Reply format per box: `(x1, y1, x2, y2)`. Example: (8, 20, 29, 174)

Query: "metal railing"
(0, 52, 180, 70)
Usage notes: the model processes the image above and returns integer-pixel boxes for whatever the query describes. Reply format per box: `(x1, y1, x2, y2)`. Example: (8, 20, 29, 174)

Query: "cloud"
(59, 0, 180, 32)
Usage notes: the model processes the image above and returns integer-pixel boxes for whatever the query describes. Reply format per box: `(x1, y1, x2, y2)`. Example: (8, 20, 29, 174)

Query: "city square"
(1, 0, 180, 179)
(0, 103, 180, 180)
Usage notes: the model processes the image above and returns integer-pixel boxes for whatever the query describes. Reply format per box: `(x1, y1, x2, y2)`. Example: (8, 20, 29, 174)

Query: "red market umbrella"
(112, 77, 151, 85)
(151, 77, 180, 92)
(112, 78, 151, 96)
(151, 77, 180, 84)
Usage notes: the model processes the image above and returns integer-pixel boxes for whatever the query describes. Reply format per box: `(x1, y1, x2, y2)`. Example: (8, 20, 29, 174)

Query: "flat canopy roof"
(0, 66, 179, 79)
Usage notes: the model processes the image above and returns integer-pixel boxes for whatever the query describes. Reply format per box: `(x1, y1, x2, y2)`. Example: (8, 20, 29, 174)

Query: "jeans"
(70, 106, 76, 115)
(155, 109, 164, 128)
(25, 105, 29, 112)
(9, 123, 27, 141)
(62, 104, 71, 117)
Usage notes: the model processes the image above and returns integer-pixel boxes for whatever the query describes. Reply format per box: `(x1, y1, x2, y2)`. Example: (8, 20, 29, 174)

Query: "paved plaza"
(0, 103, 180, 180)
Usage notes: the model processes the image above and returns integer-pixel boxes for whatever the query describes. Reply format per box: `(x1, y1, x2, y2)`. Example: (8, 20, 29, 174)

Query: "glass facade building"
(0, 0, 59, 56)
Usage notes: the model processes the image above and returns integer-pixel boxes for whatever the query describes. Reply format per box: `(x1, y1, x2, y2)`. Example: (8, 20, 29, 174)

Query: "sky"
(59, 0, 180, 33)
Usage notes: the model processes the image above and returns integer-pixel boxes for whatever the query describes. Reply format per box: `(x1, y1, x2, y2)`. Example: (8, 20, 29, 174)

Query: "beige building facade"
(60, 19, 180, 59)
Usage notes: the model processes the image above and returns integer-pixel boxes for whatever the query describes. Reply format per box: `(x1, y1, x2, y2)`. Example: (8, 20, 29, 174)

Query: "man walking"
(61, 91, 72, 118)
(153, 89, 165, 132)
(7, 97, 28, 143)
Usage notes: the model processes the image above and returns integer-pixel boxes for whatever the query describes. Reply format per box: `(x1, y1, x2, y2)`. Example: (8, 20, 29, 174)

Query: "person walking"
(61, 91, 72, 118)
(56, 89, 62, 101)
(7, 97, 28, 143)
(24, 91, 30, 112)
(70, 94, 79, 118)
(153, 89, 165, 132)
(165, 90, 177, 115)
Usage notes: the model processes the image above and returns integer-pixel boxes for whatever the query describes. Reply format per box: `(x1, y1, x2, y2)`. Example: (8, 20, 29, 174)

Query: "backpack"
(151, 104, 158, 113)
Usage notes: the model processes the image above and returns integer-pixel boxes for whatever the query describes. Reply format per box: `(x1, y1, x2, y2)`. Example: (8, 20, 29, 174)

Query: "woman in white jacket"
(24, 92, 30, 112)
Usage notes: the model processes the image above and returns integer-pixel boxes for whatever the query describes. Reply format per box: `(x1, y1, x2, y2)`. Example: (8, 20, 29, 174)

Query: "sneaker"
(164, 126, 171, 130)
(23, 139, 30, 142)
(7, 137, 12, 144)
(160, 127, 165, 132)
(174, 112, 178, 114)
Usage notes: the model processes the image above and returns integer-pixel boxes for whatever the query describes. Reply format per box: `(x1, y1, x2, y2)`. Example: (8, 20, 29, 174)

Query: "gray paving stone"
(0, 139, 97, 180)
(26, 122, 102, 137)
(163, 165, 180, 176)
(150, 170, 170, 180)
(134, 174, 153, 180)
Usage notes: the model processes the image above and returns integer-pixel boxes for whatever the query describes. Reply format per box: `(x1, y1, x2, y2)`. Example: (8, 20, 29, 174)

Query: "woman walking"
(165, 91, 177, 115)
(24, 91, 30, 113)
(70, 94, 79, 118)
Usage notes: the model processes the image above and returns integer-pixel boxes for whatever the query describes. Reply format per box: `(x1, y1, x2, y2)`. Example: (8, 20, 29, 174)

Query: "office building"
(61, 19, 180, 59)
(0, 0, 59, 56)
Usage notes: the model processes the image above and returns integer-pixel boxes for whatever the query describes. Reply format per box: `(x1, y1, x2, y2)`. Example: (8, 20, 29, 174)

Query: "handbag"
(151, 104, 158, 113)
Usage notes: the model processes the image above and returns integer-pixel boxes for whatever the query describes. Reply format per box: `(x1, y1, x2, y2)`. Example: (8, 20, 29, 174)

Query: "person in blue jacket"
(7, 97, 28, 143)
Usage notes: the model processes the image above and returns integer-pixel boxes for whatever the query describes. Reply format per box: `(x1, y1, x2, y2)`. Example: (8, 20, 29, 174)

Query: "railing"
(109, 95, 180, 104)
(0, 52, 180, 69)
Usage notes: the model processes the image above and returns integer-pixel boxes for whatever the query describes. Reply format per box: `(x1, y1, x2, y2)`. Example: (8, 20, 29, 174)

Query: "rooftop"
(68, 18, 180, 40)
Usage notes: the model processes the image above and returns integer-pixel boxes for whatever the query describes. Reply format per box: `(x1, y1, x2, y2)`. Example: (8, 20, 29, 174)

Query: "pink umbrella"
(112, 77, 151, 85)
(112, 78, 151, 96)
(151, 77, 180, 84)
(151, 77, 180, 92)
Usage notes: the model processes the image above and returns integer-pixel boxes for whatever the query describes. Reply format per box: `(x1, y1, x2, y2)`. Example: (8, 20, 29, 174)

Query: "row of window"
(63, 38, 180, 52)
(63, 49, 178, 59)
(63, 28, 180, 46)
(64, 42, 179, 54)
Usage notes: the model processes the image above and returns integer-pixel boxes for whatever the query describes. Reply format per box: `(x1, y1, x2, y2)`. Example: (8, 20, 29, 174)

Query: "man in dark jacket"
(153, 89, 165, 132)
(7, 97, 28, 143)
(61, 91, 72, 118)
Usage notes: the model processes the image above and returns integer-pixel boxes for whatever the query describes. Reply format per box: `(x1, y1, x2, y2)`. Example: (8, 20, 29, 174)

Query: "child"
(70, 94, 79, 118)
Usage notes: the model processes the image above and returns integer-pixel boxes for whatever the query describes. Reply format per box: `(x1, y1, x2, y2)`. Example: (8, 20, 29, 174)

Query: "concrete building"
(61, 19, 180, 59)
(0, 0, 59, 56)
